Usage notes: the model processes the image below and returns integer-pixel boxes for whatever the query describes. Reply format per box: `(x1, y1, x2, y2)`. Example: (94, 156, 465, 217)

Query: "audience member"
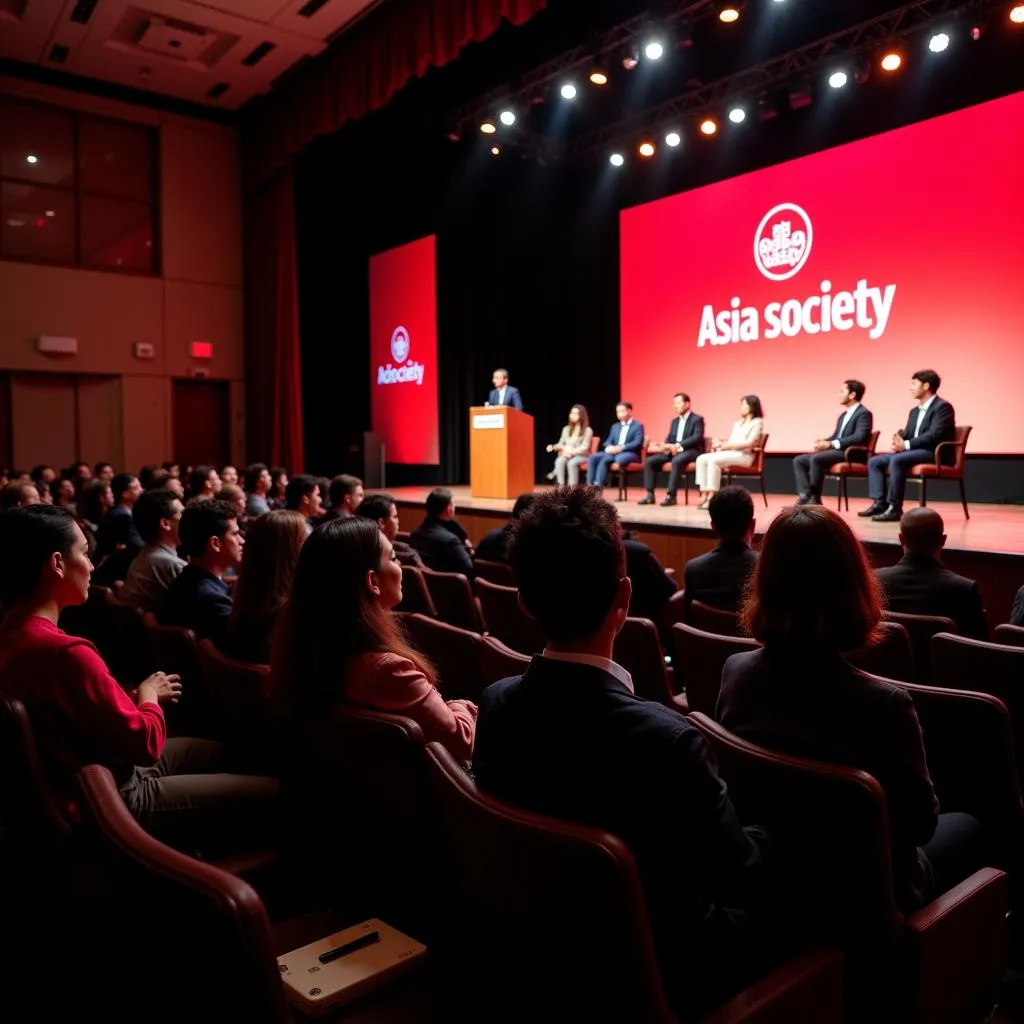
(161, 473, 185, 499)
(220, 465, 239, 487)
(36, 480, 53, 505)
(475, 493, 536, 564)
(683, 486, 758, 614)
(119, 489, 187, 615)
(269, 467, 289, 509)
(284, 474, 323, 521)
(94, 462, 114, 483)
(473, 487, 769, 1017)
(161, 461, 181, 480)
(138, 464, 161, 490)
(1, 480, 40, 509)
(876, 508, 988, 639)
(409, 487, 475, 576)
(718, 505, 981, 911)
(187, 465, 221, 502)
(161, 500, 241, 645)
(95, 473, 144, 561)
(622, 529, 678, 621)
(78, 479, 113, 556)
(271, 517, 476, 760)
(222, 511, 307, 664)
(217, 483, 247, 524)
(0, 506, 279, 850)
(30, 464, 57, 486)
(322, 475, 364, 520)
(244, 463, 273, 518)
(69, 462, 92, 495)
(355, 493, 423, 567)
(54, 477, 77, 514)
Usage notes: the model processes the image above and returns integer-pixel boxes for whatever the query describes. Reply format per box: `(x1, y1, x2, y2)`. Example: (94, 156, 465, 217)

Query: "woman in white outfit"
(546, 405, 594, 486)
(695, 396, 764, 510)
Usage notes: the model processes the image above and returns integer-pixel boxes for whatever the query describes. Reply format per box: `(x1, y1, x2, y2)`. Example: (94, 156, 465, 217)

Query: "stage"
(389, 487, 1024, 625)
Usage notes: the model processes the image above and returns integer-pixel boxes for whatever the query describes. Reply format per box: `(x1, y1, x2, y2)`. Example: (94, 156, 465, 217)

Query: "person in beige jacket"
(695, 396, 764, 509)
(546, 404, 594, 486)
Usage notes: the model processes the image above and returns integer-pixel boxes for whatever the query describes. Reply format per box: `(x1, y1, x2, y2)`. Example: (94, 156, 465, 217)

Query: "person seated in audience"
(475, 493, 536, 564)
(409, 487, 475, 577)
(161, 461, 180, 480)
(54, 477, 77, 514)
(1, 479, 41, 509)
(217, 483, 247, 525)
(94, 473, 144, 563)
(269, 467, 289, 510)
(0, 505, 280, 851)
(683, 486, 758, 614)
(321, 475, 364, 521)
(473, 487, 770, 1017)
(876, 508, 988, 639)
(94, 462, 114, 483)
(545, 404, 594, 486)
(284, 474, 323, 522)
(30, 464, 57, 487)
(271, 517, 476, 760)
(187, 465, 221, 503)
(161, 500, 241, 645)
(221, 511, 307, 664)
(77, 479, 113, 557)
(36, 480, 53, 505)
(68, 461, 92, 494)
(355, 493, 423, 567)
(119, 489, 186, 615)
(621, 529, 678, 621)
(244, 463, 273, 518)
(220, 465, 238, 487)
(1012, 585, 1024, 628)
(717, 504, 982, 911)
(138, 464, 161, 490)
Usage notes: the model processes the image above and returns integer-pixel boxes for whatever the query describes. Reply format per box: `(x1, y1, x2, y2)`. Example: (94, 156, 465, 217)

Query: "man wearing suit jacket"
(408, 487, 475, 577)
(876, 508, 988, 639)
(473, 487, 769, 1019)
(861, 369, 955, 523)
(683, 486, 757, 613)
(639, 392, 705, 506)
(586, 401, 645, 492)
(487, 368, 523, 411)
(793, 380, 873, 505)
(95, 472, 144, 561)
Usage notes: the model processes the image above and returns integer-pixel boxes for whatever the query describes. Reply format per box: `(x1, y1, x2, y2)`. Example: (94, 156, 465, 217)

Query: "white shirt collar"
(844, 402, 860, 415)
(919, 395, 936, 414)
(541, 649, 634, 694)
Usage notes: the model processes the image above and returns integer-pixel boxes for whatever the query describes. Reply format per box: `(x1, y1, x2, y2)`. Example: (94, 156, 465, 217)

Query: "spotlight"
(880, 51, 903, 72)
(589, 69, 609, 86)
(26, 154, 38, 164)
(718, 5, 741, 24)
(828, 70, 849, 89)
(699, 117, 718, 136)
(490, 146, 501, 156)
(560, 83, 578, 100)
(480, 121, 497, 134)
(928, 31, 950, 52)
(1011, 5, 1024, 24)
(609, 152, 625, 167)
(638, 141, 655, 158)
(728, 106, 746, 123)
(499, 110, 516, 126)
(644, 41, 664, 60)
(665, 131, 681, 147)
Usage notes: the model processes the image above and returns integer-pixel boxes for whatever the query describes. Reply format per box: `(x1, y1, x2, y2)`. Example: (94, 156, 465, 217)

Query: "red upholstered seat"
(420, 567, 482, 632)
(669, 622, 757, 715)
(882, 610, 957, 682)
(906, 425, 973, 518)
(613, 617, 687, 713)
(473, 558, 515, 587)
(660, 436, 711, 505)
(610, 438, 649, 502)
(722, 434, 770, 508)
(826, 430, 880, 511)
(994, 623, 1024, 648)
(473, 577, 545, 655)
(689, 599, 745, 637)
(396, 564, 437, 617)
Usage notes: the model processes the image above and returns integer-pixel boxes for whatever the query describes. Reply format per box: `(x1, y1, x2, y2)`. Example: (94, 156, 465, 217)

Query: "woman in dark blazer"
(716, 504, 979, 911)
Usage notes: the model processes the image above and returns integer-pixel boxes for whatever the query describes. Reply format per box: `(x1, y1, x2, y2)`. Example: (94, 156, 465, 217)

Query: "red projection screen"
(620, 91, 1024, 454)
(370, 235, 440, 465)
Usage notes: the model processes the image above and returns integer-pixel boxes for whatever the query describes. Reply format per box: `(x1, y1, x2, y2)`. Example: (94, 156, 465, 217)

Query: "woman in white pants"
(695, 396, 764, 510)
(546, 404, 594, 486)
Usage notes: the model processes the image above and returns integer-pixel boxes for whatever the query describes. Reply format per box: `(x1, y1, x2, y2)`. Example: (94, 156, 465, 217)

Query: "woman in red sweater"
(272, 516, 476, 760)
(0, 505, 280, 851)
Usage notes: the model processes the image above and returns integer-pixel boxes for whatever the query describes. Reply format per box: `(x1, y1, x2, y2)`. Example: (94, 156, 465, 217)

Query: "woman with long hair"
(717, 504, 979, 910)
(77, 478, 114, 558)
(269, 467, 289, 510)
(271, 517, 476, 759)
(694, 395, 764, 510)
(222, 510, 307, 664)
(546, 404, 594, 486)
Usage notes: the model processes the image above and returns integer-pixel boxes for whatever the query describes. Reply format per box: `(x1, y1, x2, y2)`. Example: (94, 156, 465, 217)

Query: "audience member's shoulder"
(352, 650, 424, 680)
(721, 647, 763, 681)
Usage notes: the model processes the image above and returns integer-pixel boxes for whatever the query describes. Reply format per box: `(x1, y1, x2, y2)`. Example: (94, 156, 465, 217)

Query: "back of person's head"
(30, 464, 54, 484)
(899, 507, 945, 558)
(511, 493, 537, 519)
(509, 486, 627, 644)
(425, 487, 453, 519)
(913, 369, 941, 394)
(1, 480, 38, 510)
(709, 486, 755, 541)
(111, 473, 136, 505)
(80, 479, 112, 523)
(132, 488, 182, 545)
(285, 474, 318, 510)
(244, 462, 269, 493)
(230, 510, 307, 630)
(178, 499, 235, 560)
(217, 483, 246, 516)
(138, 464, 160, 490)
(271, 517, 433, 715)
(742, 505, 882, 652)
(94, 462, 113, 478)
(356, 493, 394, 523)
(329, 474, 362, 508)
(188, 465, 216, 497)
(0, 505, 81, 607)
(149, 468, 171, 489)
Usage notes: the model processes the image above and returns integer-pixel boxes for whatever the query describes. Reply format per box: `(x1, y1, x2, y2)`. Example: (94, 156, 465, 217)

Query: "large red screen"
(621, 91, 1024, 454)
(370, 235, 440, 465)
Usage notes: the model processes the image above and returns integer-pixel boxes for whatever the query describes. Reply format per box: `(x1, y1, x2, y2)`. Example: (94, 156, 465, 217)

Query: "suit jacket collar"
(522, 654, 633, 695)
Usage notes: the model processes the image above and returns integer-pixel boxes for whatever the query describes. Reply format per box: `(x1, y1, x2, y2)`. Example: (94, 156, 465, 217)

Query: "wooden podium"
(469, 406, 535, 499)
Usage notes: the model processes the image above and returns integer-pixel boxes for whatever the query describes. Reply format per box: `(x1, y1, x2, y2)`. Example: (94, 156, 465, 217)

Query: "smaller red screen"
(369, 236, 440, 465)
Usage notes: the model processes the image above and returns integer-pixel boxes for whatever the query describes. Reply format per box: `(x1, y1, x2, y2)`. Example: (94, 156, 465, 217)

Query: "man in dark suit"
(622, 531, 678, 621)
(95, 472, 144, 561)
(861, 369, 955, 523)
(487, 368, 523, 411)
(683, 486, 757, 614)
(408, 487, 475, 577)
(639, 392, 705, 507)
(876, 508, 988, 639)
(585, 401, 645, 493)
(473, 487, 769, 1018)
(474, 493, 536, 564)
(793, 380, 873, 505)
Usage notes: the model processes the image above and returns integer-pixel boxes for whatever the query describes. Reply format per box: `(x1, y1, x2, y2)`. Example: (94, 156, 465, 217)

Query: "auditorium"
(1, 1, 1024, 1021)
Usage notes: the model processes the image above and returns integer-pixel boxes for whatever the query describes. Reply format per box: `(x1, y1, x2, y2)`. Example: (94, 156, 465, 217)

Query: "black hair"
(178, 499, 235, 559)
(425, 488, 453, 519)
(356, 493, 395, 522)
(912, 369, 941, 394)
(708, 485, 755, 539)
(132, 488, 182, 545)
(0, 505, 80, 606)
(285, 474, 319, 510)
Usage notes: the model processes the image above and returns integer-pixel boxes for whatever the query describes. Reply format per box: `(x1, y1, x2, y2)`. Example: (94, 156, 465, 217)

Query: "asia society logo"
(754, 203, 812, 281)
(378, 325, 425, 386)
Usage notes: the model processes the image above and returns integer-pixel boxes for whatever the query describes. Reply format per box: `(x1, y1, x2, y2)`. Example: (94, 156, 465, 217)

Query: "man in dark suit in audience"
(861, 369, 955, 523)
(586, 401, 645, 494)
(793, 380, 873, 505)
(1011, 585, 1024, 628)
(622, 530, 678, 622)
(683, 486, 757, 614)
(876, 508, 988, 640)
(473, 486, 769, 1019)
(409, 487, 475, 577)
(95, 472, 144, 561)
(487, 368, 523, 411)
(474, 493, 536, 564)
(639, 392, 705, 507)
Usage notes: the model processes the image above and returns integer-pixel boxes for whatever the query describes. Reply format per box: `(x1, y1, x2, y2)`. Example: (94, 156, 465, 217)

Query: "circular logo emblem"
(753, 203, 813, 281)
(390, 326, 410, 363)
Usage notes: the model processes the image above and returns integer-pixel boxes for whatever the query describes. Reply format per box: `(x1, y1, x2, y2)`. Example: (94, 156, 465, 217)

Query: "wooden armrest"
(842, 444, 871, 459)
(932, 439, 967, 465)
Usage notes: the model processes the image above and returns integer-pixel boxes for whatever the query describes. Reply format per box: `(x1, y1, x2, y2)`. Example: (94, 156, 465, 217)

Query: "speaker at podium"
(469, 406, 534, 499)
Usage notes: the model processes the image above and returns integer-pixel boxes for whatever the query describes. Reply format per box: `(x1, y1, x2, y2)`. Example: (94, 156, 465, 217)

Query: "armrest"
(702, 948, 844, 1024)
(842, 443, 871, 460)
(932, 439, 966, 466)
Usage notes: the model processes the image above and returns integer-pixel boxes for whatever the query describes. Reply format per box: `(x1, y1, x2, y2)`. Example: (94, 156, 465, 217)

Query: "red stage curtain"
(245, 165, 305, 471)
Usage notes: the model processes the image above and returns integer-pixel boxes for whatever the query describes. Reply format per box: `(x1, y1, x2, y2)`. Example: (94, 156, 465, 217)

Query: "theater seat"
(420, 568, 481, 632)
(474, 577, 544, 655)
(401, 613, 487, 702)
(882, 611, 957, 683)
(689, 600, 745, 637)
(473, 558, 515, 587)
(614, 617, 686, 713)
(826, 431, 880, 511)
(844, 620, 914, 683)
(994, 623, 1024, 648)
(722, 434, 769, 508)
(906, 425, 972, 519)
(479, 635, 531, 689)
(670, 623, 757, 715)
(611, 438, 649, 502)
(195, 640, 273, 751)
(575, 435, 602, 478)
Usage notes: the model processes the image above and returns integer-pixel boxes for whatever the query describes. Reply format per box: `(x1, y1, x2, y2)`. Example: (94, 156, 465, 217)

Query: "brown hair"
(230, 510, 307, 633)
(270, 516, 435, 715)
(741, 505, 883, 652)
(568, 404, 590, 438)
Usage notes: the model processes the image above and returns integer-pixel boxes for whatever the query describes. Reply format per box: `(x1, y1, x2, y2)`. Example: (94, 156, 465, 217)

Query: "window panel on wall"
(0, 182, 76, 263)
(78, 118, 154, 202)
(80, 195, 153, 273)
(0, 101, 75, 187)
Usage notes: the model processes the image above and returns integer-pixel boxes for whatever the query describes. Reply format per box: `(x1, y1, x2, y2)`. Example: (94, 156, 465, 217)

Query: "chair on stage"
(658, 437, 711, 506)
(396, 564, 437, 617)
(611, 438, 649, 503)
(613, 617, 686, 713)
(669, 623, 757, 716)
(574, 435, 602, 482)
(825, 431, 880, 511)
(906, 425, 973, 519)
(474, 577, 545, 656)
(474, 558, 516, 587)
(689, 599, 745, 638)
(994, 623, 1024, 648)
(722, 434, 770, 509)
(882, 610, 956, 683)
(420, 567, 482, 632)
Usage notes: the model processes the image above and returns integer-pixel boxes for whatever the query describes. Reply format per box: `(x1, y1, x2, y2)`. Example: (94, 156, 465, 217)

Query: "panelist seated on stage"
(860, 369, 955, 523)
(639, 391, 705, 507)
(683, 486, 757, 614)
(487, 368, 523, 411)
(793, 380, 873, 505)
(586, 402, 645, 493)
(545, 404, 594, 486)
(409, 487, 475, 577)
(694, 396, 764, 511)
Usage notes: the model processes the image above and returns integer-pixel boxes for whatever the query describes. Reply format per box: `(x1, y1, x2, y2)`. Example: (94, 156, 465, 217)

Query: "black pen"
(318, 930, 381, 964)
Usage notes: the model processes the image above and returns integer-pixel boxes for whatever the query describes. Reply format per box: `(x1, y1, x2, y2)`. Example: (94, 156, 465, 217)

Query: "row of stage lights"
(479, 2, 1024, 161)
